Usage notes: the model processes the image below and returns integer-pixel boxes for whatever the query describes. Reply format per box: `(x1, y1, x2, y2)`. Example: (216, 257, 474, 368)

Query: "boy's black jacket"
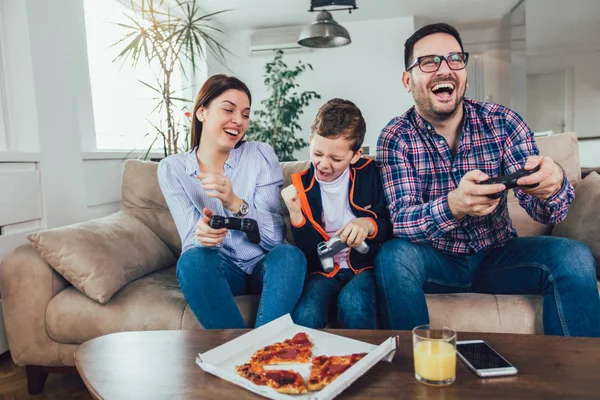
(289, 157, 392, 276)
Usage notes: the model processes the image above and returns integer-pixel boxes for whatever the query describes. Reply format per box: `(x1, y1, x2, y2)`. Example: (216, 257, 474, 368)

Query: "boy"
(282, 98, 391, 329)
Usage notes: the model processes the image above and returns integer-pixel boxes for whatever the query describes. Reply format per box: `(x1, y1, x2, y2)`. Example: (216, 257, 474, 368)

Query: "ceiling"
(197, 0, 521, 31)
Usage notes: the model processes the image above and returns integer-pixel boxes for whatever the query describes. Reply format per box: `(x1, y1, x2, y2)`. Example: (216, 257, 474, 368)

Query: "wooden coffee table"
(74, 329, 600, 400)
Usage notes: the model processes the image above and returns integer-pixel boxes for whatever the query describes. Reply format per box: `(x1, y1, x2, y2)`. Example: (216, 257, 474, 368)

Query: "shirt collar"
(412, 107, 435, 134)
(185, 148, 199, 176)
(411, 100, 474, 137)
(184, 145, 242, 176)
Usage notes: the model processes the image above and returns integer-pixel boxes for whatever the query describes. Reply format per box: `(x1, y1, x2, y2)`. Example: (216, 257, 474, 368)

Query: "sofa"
(1, 132, 599, 394)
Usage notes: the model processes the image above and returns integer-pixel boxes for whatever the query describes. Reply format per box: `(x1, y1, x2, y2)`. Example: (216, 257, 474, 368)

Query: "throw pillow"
(552, 172, 600, 277)
(28, 211, 177, 304)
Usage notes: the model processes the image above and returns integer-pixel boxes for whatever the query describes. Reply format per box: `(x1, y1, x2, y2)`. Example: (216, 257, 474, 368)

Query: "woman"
(158, 74, 306, 329)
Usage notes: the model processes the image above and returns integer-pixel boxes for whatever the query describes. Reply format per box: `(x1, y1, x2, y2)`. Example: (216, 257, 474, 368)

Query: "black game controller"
(480, 165, 540, 199)
(208, 215, 261, 244)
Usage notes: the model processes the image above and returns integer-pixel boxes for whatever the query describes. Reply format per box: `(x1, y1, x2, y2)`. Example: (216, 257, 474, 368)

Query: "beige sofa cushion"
(553, 172, 600, 277)
(121, 159, 182, 256)
(28, 211, 176, 304)
(45, 265, 544, 345)
(46, 267, 258, 343)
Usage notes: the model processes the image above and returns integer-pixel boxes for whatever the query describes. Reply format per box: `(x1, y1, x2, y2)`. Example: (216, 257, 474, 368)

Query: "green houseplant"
(246, 50, 321, 162)
(113, 0, 229, 157)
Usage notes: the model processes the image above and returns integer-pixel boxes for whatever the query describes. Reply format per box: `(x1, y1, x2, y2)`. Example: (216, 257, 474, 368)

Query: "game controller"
(316, 236, 369, 273)
(480, 165, 540, 199)
(208, 215, 261, 244)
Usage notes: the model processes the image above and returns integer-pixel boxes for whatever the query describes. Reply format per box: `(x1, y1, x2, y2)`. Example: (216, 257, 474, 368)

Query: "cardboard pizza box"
(196, 314, 397, 400)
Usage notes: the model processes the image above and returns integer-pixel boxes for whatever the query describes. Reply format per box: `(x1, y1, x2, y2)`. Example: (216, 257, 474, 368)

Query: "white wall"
(0, 0, 127, 263)
(458, 22, 513, 108)
(579, 140, 600, 168)
(527, 51, 600, 167)
(212, 16, 416, 160)
(524, 0, 600, 167)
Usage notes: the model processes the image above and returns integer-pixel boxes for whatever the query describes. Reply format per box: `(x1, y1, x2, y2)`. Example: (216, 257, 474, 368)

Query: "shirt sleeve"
(377, 126, 461, 243)
(502, 109, 574, 225)
(157, 159, 200, 250)
(244, 143, 286, 250)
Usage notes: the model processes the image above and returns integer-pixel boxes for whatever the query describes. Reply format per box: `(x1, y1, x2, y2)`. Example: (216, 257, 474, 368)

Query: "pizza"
(235, 363, 307, 394)
(235, 332, 368, 394)
(248, 332, 313, 366)
(307, 353, 368, 391)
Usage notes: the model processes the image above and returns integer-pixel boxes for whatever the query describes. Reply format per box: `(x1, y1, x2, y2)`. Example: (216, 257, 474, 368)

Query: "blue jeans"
(375, 237, 600, 337)
(292, 269, 377, 329)
(176, 244, 306, 329)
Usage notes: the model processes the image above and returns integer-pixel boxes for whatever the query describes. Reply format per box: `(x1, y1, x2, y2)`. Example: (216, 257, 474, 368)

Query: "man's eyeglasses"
(406, 52, 470, 73)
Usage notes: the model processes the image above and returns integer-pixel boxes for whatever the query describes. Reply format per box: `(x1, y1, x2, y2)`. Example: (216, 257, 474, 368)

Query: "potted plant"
(246, 50, 321, 162)
(113, 0, 230, 158)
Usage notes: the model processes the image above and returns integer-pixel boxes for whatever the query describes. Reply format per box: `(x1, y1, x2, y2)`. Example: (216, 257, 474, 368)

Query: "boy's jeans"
(375, 236, 600, 337)
(293, 269, 377, 329)
(176, 244, 306, 329)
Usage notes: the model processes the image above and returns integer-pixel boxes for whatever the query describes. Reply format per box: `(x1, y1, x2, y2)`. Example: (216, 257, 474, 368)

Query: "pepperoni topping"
(276, 347, 300, 359)
(315, 356, 328, 365)
(291, 332, 311, 346)
(265, 370, 298, 385)
(324, 364, 352, 376)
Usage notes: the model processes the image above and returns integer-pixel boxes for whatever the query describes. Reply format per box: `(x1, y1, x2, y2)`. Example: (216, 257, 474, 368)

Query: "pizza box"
(196, 314, 397, 400)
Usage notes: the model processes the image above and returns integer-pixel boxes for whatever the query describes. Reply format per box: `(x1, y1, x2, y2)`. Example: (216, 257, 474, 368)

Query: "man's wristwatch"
(234, 199, 249, 217)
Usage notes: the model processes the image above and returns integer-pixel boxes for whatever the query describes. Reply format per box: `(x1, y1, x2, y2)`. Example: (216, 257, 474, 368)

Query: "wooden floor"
(0, 352, 92, 399)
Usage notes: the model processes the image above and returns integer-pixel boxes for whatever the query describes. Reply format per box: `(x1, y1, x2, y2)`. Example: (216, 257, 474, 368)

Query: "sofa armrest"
(0, 244, 70, 366)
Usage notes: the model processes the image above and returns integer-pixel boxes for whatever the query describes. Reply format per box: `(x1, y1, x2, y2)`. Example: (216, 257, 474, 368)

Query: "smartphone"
(456, 340, 518, 377)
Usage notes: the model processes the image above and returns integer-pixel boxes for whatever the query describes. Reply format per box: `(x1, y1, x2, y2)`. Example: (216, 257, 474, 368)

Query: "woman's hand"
(198, 172, 242, 213)
(195, 207, 228, 247)
(334, 218, 374, 248)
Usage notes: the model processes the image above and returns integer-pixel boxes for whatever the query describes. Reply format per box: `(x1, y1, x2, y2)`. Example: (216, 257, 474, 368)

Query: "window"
(83, 0, 185, 151)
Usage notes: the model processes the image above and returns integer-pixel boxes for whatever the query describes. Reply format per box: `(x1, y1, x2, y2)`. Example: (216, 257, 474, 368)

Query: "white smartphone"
(456, 340, 518, 377)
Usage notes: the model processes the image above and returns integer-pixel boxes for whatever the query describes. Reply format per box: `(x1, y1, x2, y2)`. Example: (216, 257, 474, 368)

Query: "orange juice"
(414, 340, 456, 382)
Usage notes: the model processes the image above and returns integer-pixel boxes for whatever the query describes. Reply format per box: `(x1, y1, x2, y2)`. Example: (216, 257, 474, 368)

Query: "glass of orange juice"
(413, 325, 456, 386)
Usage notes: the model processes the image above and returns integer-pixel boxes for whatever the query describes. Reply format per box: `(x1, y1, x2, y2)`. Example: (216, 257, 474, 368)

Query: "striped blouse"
(157, 141, 286, 274)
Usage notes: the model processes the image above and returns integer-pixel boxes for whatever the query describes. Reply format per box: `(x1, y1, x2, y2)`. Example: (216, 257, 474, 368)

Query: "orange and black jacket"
(289, 157, 392, 277)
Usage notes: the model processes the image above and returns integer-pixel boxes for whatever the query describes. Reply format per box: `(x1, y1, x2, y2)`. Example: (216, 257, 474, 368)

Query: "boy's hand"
(281, 184, 304, 225)
(334, 218, 374, 248)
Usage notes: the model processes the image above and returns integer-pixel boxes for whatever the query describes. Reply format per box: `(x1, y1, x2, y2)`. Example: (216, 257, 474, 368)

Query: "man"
(375, 23, 600, 337)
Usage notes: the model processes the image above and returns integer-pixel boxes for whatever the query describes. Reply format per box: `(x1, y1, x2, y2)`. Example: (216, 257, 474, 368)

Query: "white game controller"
(316, 236, 369, 272)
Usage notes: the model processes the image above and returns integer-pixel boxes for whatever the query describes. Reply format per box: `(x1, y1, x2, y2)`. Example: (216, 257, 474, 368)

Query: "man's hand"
(195, 207, 228, 247)
(516, 156, 564, 200)
(448, 170, 506, 220)
(281, 184, 304, 225)
(334, 218, 374, 248)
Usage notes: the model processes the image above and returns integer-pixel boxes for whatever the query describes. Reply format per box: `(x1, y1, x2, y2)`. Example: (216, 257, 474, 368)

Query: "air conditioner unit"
(249, 26, 311, 55)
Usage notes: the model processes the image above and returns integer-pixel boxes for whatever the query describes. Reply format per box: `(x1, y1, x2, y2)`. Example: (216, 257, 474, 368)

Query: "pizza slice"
(249, 332, 313, 366)
(235, 363, 307, 394)
(307, 352, 368, 391)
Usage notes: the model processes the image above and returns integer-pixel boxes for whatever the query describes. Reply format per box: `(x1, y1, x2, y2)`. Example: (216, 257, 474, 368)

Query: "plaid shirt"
(376, 98, 574, 255)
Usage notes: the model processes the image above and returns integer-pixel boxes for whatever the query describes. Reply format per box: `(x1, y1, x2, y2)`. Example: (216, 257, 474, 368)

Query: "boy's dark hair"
(404, 23, 464, 70)
(311, 98, 366, 153)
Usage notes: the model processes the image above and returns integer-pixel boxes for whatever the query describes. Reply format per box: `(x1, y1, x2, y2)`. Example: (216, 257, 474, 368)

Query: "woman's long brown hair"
(189, 74, 252, 150)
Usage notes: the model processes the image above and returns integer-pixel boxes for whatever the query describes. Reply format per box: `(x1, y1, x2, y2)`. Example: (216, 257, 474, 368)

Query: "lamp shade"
(298, 11, 351, 48)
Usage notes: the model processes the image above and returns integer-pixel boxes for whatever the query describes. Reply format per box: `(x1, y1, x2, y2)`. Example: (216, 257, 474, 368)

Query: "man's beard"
(413, 82, 466, 122)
